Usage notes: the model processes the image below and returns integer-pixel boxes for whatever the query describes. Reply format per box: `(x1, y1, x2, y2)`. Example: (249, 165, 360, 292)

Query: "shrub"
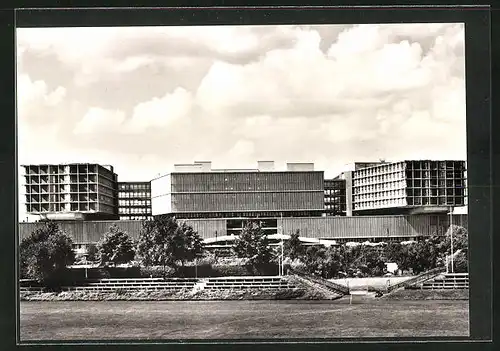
(19, 222, 75, 284)
(139, 266, 176, 278)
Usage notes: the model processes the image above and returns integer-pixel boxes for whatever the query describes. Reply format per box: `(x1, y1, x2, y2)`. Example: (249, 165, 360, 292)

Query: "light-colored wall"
(151, 174, 172, 216)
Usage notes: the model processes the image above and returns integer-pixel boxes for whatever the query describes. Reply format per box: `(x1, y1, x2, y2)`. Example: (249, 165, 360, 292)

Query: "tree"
(452, 251, 468, 273)
(385, 242, 419, 273)
(360, 246, 387, 277)
(233, 221, 273, 268)
(86, 244, 99, 262)
(284, 229, 305, 260)
(323, 246, 343, 278)
(172, 221, 205, 266)
(303, 245, 327, 276)
(19, 221, 75, 283)
(96, 225, 136, 266)
(136, 216, 204, 275)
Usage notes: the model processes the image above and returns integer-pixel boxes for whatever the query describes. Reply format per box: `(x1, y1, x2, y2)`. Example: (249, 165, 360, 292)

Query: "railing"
(288, 268, 349, 295)
(387, 266, 446, 293)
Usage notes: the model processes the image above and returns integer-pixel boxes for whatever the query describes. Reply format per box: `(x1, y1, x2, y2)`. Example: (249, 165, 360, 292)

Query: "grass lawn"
(20, 299, 469, 340)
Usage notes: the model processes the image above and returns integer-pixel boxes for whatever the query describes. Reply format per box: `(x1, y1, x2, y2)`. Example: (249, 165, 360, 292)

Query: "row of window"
(324, 196, 343, 203)
(355, 196, 465, 209)
(118, 183, 150, 191)
(354, 163, 405, 177)
(355, 166, 465, 181)
(119, 191, 151, 198)
(354, 189, 406, 200)
(354, 181, 407, 193)
(119, 199, 151, 206)
(324, 189, 344, 195)
(324, 204, 345, 210)
(354, 173, 406, 185)
(119, 216, 153, 221)
(172, 211, 323, 219)
(355, 198, 407, 209)
(119, 208, 151, 214)
(405, 161, 463, 170)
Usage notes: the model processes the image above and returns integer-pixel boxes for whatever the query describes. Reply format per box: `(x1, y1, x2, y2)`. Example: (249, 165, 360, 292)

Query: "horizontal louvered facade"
(170, 171, 323, 192)
(152, 171, 325, 217)
(19, 220, 144, 244)
(279, 214, 468, 240)
(18, 214, 468, 245)
(170, 192, 324, 212)
(182, 219, 227, 239)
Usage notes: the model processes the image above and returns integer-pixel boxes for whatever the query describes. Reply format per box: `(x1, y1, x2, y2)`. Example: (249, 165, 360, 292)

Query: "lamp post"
(450, 206, 454, 273)
(280, 213, 284, 276)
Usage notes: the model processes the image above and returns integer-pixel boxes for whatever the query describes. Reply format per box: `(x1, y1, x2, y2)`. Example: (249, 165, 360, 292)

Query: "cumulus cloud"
(17, 74, 66, 114)
(126, 87, 194, 133)
(17, 23, 466, 191)
(74, 107, 126, 134)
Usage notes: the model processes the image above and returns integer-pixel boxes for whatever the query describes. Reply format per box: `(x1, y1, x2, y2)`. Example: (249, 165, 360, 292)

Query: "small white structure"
(385, 262, 398, 274)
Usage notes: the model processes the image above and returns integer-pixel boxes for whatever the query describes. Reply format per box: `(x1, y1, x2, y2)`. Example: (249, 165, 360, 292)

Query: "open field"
(20, 299, 469, 340)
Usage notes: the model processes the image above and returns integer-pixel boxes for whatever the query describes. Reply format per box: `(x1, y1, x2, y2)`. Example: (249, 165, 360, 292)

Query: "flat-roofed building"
(352, 160, 467, 215)
(118, 181, 152, 221)
(324, 179, 346, 216)
(151, 161, 325, 234)
(22, 163, 119, 221)
(335, 162, 388, 216)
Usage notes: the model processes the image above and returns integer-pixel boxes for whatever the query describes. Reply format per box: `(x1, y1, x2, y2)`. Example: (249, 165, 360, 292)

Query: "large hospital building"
(20, 159, 468, 245)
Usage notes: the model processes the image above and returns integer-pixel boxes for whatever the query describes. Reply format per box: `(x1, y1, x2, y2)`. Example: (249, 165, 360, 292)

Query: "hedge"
(56, 263, 281, 282)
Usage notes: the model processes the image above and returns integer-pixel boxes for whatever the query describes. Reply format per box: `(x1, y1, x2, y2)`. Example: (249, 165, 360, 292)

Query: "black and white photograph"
(16, 11, 476, 342)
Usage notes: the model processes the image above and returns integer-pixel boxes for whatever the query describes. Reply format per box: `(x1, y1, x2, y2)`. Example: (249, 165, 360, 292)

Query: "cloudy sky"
(17, 23, 466, 219)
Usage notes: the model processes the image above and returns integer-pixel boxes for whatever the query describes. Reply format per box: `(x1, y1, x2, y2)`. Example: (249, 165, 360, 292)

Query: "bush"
(20, 222, 75, 284)
(139, 266, 176, 278)
(86, 244, 99, 262)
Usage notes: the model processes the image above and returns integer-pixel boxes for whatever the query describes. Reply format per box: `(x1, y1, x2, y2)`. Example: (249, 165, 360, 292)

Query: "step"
(421, 286, 469, 290)
(205, 286, 296, 290)
(63, 286, 189, 291)
(87, 282, 195, 287)
(204, 283, 289, 286)
(204, 285, 291, 288)
(89, 279, 198, 283)
(85, 284, 194, 290)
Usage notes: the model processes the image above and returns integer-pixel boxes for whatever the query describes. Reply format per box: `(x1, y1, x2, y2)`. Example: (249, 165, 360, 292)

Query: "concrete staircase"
(203, 276, 296, 290)
(387, 267, 446, 292)
(60, 278, 198, 292)
(288, 268, 349, 298)
(410, 273, 469, 290)
(21, 276, 299, 294)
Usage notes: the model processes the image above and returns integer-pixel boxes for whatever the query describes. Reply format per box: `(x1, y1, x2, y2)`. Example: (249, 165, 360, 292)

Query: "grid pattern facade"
(23, 164, 118, 216)
(353, 160, 466, 211)
(324, 179, 346, 216)
(153, 171, 325, 217)
(118, 182, 152, 221)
